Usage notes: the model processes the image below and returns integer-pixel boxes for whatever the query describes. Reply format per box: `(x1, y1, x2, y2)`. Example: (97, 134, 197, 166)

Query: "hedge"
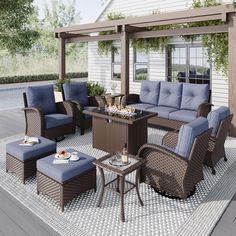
(0, 72, 88, 84)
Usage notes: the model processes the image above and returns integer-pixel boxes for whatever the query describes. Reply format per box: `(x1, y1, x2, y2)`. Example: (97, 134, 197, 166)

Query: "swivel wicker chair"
(204, 106, 233, 174)
(138, 117, 211, 199)
(23, 85, 75, 141)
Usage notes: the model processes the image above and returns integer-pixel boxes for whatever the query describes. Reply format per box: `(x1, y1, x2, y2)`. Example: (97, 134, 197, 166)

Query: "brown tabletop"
(93, 153, 144, 222)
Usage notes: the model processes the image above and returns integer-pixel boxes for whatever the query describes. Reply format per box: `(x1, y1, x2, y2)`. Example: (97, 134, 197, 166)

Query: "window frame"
(133, 49, 149, 82)
(111, 48, 121, 81)
(166, 44, 212, 87)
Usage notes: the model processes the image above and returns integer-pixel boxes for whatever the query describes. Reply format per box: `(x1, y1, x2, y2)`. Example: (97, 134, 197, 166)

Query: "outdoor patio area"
(1, 126, 236, 235)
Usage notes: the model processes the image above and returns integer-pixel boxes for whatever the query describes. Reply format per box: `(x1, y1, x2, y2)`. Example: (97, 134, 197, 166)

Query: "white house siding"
(88, 0, 232, 107)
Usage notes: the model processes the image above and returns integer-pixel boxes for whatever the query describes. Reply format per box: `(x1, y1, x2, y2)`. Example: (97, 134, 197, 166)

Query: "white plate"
(70, 156, 80, 162)
(55, 153, 71, 160)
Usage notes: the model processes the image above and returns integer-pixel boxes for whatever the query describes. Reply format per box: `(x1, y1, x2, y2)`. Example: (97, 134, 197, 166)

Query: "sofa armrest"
(162, 131, 179, 149)
(197, 103, 213, 117)
(121, 94, 140, 106)
(22, 107, 45, 136)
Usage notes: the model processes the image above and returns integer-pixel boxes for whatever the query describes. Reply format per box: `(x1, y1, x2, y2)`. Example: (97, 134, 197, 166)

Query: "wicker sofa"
(122, 81, 212, 130)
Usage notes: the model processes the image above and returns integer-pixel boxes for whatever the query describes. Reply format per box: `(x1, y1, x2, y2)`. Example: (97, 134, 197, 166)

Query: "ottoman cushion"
(6, 137, 56, 162)
(37, 149, 96, 183)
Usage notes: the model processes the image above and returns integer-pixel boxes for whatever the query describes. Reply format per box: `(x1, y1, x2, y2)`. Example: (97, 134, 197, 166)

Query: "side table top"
(93, 154, 144, 176)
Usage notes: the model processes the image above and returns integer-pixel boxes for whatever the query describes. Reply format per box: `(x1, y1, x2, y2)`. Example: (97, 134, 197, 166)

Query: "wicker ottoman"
(6, 137, 56, 184)
(36, 149, 96, 212)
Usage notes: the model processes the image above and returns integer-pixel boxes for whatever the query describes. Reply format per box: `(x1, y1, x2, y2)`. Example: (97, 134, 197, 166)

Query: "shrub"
(87, 81, 106, 96)
(0, 72, 88, 84)
(54, 78, 71, 92)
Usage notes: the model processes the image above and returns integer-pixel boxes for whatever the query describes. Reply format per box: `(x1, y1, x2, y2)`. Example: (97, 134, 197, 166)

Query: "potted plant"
(54, 78, 71, 102)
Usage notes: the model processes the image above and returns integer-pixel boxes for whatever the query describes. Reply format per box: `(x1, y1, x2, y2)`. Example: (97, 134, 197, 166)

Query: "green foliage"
(86, 82, 106, 96)
(54, 78, 71, 92)
(0, 0, 39, 54)
(98, 13, 125, 55)
(0, 72, 87, 84)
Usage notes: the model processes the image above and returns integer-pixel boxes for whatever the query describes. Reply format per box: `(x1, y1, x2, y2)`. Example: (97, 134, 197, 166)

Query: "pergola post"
(120, 30, 129, 95)
(59, 37, 66, 80)
(228, 13, 236, 136)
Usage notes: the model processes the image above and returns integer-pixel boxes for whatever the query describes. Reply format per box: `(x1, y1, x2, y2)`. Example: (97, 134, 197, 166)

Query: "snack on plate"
(58, 150, 68, 159)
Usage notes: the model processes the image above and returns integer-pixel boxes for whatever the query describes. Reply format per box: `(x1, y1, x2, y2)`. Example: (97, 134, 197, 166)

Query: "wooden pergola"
(55, 4, 236, 136)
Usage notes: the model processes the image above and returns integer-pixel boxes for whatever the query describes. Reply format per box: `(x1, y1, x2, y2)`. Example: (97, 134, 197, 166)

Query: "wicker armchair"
(62, 82, 99, 135)
(138, 117, 212, 199)
(204, 107, 233, 174)
(23, 85, 75, 141)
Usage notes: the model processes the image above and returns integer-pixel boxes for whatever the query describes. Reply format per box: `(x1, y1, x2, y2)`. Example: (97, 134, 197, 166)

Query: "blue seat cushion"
(139, 81, 160, 105)
(37, 149, 96, 183)
(63, 82, 89, 106)
(129, 103, 155, 111)
(6, 137, 56, 162)
(83, 106, 97, 119)
(169, 109, 197, 122)
(45, 114, 73, 129)
(146, 106, 177, 119)
(207, 106, 230, 137)
(181, 83, 209, 111)
(158, 82, 182, 109)
(26, 85, 57, 114)
(175, 117, 208, 159)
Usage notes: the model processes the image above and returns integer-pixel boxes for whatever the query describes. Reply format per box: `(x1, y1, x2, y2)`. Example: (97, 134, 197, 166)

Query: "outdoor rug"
(0, 128, 236, 236)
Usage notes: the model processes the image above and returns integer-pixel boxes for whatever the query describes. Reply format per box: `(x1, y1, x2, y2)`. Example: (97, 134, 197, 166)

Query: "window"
(134, 50, 149, 81)
(167, 45, 211, 85)
(111, 48, 121, 80)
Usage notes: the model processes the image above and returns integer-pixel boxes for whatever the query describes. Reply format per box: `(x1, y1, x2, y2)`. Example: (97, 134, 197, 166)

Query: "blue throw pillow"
(26, 85, 57, 114)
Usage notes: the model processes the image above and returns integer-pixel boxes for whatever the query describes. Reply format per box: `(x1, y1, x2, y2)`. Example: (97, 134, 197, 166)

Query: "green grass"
(0, 51, 88, 77)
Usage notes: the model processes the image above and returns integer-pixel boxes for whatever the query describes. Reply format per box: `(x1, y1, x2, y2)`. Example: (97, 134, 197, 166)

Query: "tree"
(0, 0, 39, 54)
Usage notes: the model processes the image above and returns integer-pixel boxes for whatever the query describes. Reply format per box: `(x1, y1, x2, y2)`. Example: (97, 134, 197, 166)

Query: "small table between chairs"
(93, 153, 144, 222)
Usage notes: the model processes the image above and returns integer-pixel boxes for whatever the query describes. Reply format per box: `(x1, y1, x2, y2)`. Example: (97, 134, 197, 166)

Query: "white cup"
(71, 152, 78, 159)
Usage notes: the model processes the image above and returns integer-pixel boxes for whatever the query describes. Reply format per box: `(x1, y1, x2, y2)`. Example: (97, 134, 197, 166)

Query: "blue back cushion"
(139, 81, 160, 105)
(181, 83, 209, 111)
(207, 106, 230, 137)
(158, 82, 182, 109)
(26, 85, 57, 115)
(63, 82, 89, 106)
(175, 117, 208, 159)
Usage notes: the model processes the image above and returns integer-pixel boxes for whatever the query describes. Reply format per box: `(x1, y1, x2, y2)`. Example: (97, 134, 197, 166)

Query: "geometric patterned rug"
(0, 128, 236, 236)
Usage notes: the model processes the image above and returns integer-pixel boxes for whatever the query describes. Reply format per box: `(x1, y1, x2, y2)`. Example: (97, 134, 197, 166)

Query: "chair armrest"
(56, 101, 74, 116)
(22, 107, 45, 136)
(121, 94, 140, 106)
(162, 131, 179, 149)
(137, 143, 188, 166)
(197, 103, 213, 117)
(68, 100, 84, 111)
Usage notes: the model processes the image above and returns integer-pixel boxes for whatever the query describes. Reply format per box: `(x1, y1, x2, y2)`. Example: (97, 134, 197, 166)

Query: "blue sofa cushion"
(63, 82, 89, 106)
(129, 103, 155, 111)
(26, 85, 57, 114)
(181, 83, 209, 111)
(175, 117, 208, 159)
(158, 82, 182, 109)
(139, 81, 160, 105)
(45, 114, 73, 129)
(37, 148, 96, 183)
(169, 110, 197, 123)
(6, 137, 56, 162)
(146, 106, 177, 119)
(207, 106, 230, 137)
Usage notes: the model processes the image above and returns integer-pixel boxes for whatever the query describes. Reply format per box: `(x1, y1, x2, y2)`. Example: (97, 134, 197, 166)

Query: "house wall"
(88, 0, 232, 108)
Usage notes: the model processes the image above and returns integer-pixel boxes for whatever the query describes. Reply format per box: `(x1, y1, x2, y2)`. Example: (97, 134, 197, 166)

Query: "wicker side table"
(93, 154, 144, 222)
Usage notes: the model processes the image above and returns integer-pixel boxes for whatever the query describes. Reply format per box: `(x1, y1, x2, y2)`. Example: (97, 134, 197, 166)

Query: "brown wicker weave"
(122, 93, 212, 131)
(6, 149, 56, 184)
(137, 128, 212, 199)
(204, 114, 233, 174)
(23, 93, 76, 140)
(37, 167, 96, 212)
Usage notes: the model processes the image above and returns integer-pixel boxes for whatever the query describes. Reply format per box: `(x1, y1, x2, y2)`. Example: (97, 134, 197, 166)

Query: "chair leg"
(224, 156, 228, 162)
(55, 136, 65, 142)
(212, 167, 216, 175)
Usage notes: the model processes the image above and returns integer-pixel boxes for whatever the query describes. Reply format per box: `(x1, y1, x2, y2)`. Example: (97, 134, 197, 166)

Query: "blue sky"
(34, 0, 104, 23)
